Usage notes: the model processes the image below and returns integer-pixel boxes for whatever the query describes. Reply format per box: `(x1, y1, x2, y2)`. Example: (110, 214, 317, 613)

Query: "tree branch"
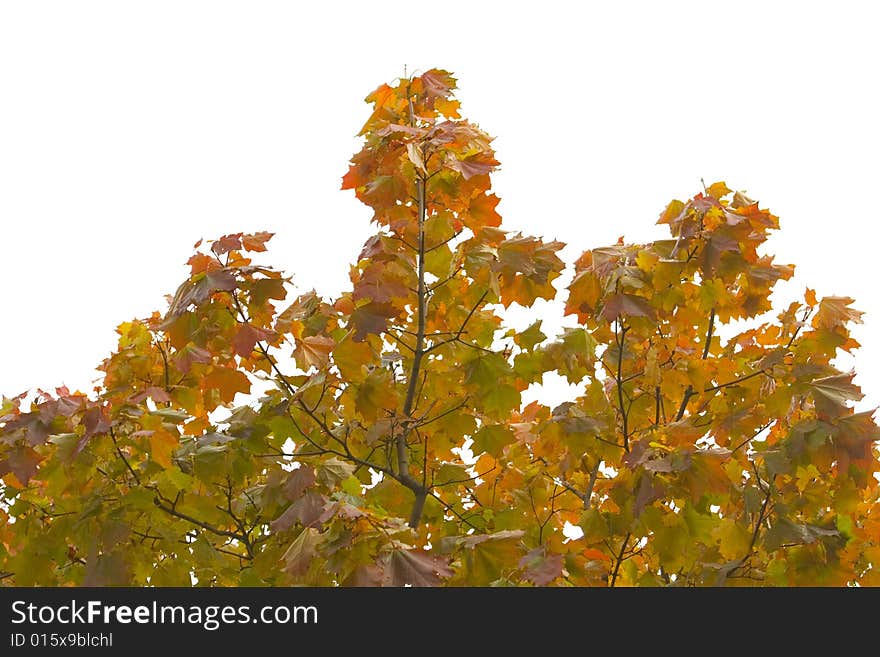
(675, 308, 715, 421)
(584, 460, 600, 511)
(153, 496, 246, 544)
(615, 322, 631, 451)
(731, 421, 773, 454)
(726, 468, 772, 582)
(425, 230, 462, 253)
(703, 369, 768, 393)
(110, 427, 140, 486)
(609, 532, 632, 587)
(424, 289, 489, 355)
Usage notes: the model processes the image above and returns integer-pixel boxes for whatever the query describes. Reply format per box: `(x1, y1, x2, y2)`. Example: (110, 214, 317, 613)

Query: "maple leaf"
(0, 445, 41, 486)
(149, 428, 178, 469)
(446, 152, 499, 180)
(232, 323, 276, 358)
(271, 492, 327, 532)
(297, 335, 335, 370)
(600, 293, 656, 322)
(282, 467, 317, 501)
(241, 231, 274, 252)
(2, 69, 878, 590)
(211, 233, 243, 256)
(276, 290, 320, 336)
(173, 343, 213, 373)
(466, 193, 502, 229)
(350, 301, 398, 341)
(166, 268, 238, 318)
(420, 69, 457, 98)
(203, 368, 250, 403)
(384, 549, 454, 587)
(519, 547, 564, 586)
(73, 406, 111, 456)
(281, 528, 322, 576)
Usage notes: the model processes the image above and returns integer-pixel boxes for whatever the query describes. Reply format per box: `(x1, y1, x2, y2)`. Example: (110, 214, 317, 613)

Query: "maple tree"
(2, 69, 878, 587)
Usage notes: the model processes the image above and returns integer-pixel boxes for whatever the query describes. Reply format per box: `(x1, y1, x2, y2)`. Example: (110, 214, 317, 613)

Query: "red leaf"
(447, 153, 499, 180)
(211, 234, 243, 256)
(0, 445, 41, 485)
(130, 386, 172, 405)
(601, 293, 656, 322)
(519, 547, 563, 586)
(173, 344, 213, 374)
(233, 324, 276, 358)
(166, 268, 238, 318)
(352, 264, 410, 304)
(74, 406, 111, 456)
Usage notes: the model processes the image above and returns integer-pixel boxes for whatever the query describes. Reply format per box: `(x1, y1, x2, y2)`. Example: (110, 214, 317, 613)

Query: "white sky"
(1, 1, 877, 412)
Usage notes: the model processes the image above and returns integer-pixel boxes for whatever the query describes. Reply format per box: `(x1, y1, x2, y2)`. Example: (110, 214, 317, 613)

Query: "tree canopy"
(1, 69, 878, 587)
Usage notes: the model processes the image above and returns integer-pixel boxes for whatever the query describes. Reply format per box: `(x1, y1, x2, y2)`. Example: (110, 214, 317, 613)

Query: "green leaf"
(434, 462, 469, 486)
(458, 530, 525, 585)
(281, 528, 322, 576)
(471, 425, 513, 457)
(150, 408, 191, 422)
(317, 457, 356, 488)
(514, 321, 546, 350)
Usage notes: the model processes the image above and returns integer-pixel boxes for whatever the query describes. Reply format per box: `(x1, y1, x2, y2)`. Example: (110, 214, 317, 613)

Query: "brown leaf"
(601, 293, 656, 322)
(634, 472, 664, 517)
(350, 301, 398, 341)
(283, 467, 316, 500)
(74, 406, 111, 456)
(270, 492, 327, 532)
(166, 268, 238, 318)
(519, 547, 563, 586)
(383, 549, 454, 587)
(342, 564, 384, 587)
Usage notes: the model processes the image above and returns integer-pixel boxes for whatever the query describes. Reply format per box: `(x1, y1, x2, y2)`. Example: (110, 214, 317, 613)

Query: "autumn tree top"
(1, 69, 877, 587)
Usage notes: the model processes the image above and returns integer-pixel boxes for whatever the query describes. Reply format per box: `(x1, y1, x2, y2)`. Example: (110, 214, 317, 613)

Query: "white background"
(1, 1, 877, 412)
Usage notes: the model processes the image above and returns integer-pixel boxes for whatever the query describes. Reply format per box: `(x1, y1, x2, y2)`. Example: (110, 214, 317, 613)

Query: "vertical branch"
(402, 175, 427, 419)
(398, 84, 429, 528)
(609, 532, 632, 587)
(726, 464, 773, 582)
(654, 386, 661, 425)
(615, 322, 630, 451)
(675, 308, 715, 421)
(583, 460, 600, 510)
